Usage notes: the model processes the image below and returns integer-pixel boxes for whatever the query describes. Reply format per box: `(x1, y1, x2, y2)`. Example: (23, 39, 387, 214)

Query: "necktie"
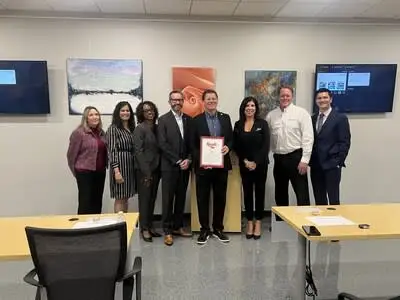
(316, 113, 324, 133)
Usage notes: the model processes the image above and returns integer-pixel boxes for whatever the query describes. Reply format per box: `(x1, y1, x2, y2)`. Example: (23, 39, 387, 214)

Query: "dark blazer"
(310, 109, 351, 170)
(157, 111, 192, 171)
(133, 123, 160, 176)
(233, 118, 270, 171)
(191, 111, 233, 173)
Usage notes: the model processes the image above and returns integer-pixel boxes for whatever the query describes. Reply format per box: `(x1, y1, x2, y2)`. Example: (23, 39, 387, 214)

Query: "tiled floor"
(1, 217, 400, 300)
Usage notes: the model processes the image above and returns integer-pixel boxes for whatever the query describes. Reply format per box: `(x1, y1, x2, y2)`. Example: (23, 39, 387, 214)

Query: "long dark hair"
(136, 101, 159, 124)
(239, 96, 260, 121)
(111, 101, 136, 132)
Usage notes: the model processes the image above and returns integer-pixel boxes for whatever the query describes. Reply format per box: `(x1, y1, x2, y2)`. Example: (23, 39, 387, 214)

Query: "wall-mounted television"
(0, 60, 50, 114)
(314, 64, 397, 113)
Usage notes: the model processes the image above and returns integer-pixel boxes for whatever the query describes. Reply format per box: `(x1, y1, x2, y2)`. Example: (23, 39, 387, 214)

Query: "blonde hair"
(80, 106, 102, 131)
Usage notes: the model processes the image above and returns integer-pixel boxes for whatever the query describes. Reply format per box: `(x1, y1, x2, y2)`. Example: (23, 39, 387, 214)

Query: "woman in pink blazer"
(67, 106, 107, 214)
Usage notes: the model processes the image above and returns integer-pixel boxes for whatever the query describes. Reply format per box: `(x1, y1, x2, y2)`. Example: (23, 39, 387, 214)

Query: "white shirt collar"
(171, 110, 183, 118)
(280, 103, 294, 113)
(319, 107, 332, 118)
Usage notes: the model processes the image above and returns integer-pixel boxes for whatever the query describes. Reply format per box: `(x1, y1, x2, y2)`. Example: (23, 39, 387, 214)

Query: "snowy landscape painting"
(67, 59, 143, 115)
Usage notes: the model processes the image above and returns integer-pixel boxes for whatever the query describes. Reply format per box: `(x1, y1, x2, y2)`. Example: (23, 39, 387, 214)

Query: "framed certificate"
(200, 136, 224, 168)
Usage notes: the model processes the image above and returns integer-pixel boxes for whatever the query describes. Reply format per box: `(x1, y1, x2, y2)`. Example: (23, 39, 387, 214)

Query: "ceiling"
(0, 0, 400, 23)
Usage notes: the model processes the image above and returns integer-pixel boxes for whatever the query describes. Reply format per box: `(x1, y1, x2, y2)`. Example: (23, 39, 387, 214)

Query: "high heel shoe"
(149, 229, 162, 238)
(246, 221, 254, 239)
(253, 220, 262, 240)
(141, 230, 153, 242)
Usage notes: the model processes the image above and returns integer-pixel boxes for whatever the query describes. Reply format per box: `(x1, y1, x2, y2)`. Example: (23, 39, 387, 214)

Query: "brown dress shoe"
(164, 234, 173, 246)
(172, 228, 193, 237)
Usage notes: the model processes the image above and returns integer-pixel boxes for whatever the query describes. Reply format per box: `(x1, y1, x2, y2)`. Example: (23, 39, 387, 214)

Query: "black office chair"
(338, 293, 400, 300)
(23, 222, 141, 300)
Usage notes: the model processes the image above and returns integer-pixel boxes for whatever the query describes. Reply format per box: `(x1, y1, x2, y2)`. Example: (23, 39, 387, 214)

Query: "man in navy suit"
(310, 88, 351, 205)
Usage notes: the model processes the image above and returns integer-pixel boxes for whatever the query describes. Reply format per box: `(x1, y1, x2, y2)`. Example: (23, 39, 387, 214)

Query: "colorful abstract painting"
(67, 59, 143, 115)
(172, 67, 216, 118)
(244, 70, 297, 119)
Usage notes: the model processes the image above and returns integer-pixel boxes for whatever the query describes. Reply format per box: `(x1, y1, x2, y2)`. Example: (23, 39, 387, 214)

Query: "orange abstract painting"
(172, 67, 216, 118)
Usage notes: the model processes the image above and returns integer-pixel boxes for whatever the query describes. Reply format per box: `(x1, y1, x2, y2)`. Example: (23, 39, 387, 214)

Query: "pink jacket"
(67, 126, 107, 175)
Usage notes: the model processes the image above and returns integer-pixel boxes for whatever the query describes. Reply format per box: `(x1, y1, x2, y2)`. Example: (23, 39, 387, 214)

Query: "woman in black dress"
(233, 96, 270, 239)
(106, 101, 136, 213)
(133, 101, 161, 242)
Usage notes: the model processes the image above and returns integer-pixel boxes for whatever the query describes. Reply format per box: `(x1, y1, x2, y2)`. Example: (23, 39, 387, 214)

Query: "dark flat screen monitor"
(0, 60, 50, 114)
(314, 64, 397, 113)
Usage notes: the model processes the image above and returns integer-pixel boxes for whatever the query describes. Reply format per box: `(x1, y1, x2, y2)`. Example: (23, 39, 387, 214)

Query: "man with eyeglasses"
(157, 90, 193, 246)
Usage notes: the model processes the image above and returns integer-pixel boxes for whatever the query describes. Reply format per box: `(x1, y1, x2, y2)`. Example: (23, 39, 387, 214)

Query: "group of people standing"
(66, 85, 351, 246)
(266, 85, 351, 227)
(67, 99, 171, 243)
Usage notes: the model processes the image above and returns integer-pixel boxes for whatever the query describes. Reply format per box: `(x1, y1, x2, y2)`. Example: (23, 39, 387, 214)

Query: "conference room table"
(0, 212, 139, 261)
(272, 203, 400, 300)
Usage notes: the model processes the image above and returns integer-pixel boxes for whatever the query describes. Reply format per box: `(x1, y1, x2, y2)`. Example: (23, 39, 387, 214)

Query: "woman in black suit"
(133, 101, 161, 242)
(233, 97, 270, 239)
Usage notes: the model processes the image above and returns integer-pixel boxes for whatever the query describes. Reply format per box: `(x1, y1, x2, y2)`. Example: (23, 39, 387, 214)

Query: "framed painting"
(172, 67, 215, 118)
(67, 58, 143, 115)
(245, 70, 297, 119)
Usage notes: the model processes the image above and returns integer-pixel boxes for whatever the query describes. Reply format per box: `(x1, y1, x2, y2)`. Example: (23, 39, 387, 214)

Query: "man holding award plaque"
(191, 89, 233, 245)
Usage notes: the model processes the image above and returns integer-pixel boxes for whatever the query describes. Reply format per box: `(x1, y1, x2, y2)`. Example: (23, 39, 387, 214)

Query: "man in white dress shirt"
(158, 90, 193, 246)
(266, 85, 314, 218)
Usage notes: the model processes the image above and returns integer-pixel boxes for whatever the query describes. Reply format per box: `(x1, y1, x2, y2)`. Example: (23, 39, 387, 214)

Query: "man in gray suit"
(158, 90, 192, 246)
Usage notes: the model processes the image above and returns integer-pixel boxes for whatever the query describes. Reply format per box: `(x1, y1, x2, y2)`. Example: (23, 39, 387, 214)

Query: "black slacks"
(273, 149, 310, 207)
(311, 166, 342, 205)
(75, 170, 106, 214)
(240, 165, 268, 220)
(196, 169, 228, 232)
(136, 170, 160, 231)
(162, 169, 190, 234)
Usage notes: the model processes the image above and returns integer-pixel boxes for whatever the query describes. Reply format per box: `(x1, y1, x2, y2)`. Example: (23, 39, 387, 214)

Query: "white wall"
(0, 17, 399, 217)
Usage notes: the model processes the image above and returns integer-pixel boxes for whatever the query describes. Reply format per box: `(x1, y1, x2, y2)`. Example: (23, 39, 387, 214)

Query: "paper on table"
(72, 217, 122, 229)
(306, 216, 355, 226)
(296, 207, 321, 213)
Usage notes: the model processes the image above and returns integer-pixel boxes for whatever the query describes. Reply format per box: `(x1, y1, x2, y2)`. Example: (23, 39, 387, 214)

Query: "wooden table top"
(272, 203, 400, 242)
(0, 213, 139, 261)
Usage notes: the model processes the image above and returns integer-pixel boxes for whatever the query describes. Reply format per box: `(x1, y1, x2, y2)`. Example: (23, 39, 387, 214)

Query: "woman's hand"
(248, 162, 256, 171)
(114, 169, 124, 184)
(244, 159, 256, 171)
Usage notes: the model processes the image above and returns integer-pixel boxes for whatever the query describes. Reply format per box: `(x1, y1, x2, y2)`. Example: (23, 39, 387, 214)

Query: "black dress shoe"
(253, 234, 261, 240)
(246, 234, 254, 239)
(149, 229, 162, 238)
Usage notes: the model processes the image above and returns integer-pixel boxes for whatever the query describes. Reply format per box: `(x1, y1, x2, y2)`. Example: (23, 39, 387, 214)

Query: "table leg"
(292, 233, 307, 300)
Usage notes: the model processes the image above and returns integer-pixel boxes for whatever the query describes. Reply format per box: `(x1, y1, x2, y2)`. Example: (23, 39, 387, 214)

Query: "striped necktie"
(316, 113, 324, 133)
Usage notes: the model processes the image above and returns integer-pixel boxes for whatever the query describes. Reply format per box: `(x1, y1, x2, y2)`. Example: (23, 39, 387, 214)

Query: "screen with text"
(315, 64, 397, 113)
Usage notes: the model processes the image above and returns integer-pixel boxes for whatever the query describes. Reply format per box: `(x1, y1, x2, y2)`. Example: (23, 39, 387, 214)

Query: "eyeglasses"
(170, 98, 184, 102)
